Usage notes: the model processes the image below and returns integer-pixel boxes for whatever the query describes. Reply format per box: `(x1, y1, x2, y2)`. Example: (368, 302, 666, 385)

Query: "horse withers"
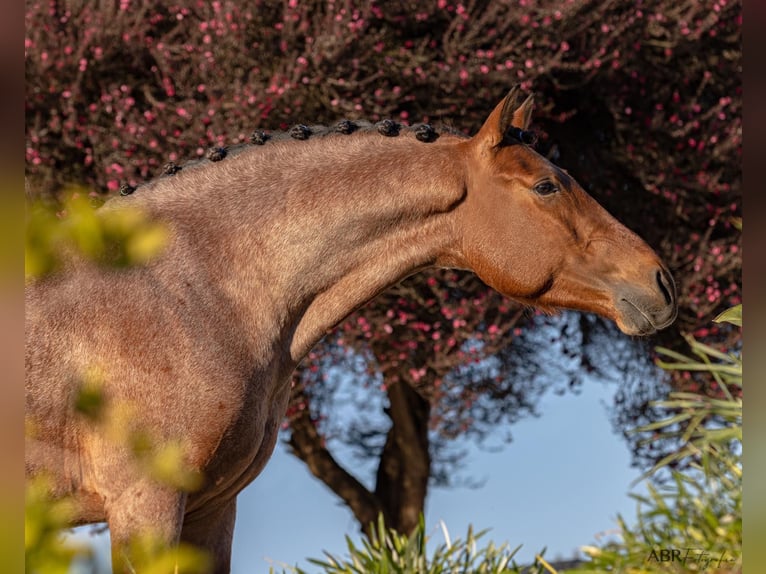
(25, 87, 676, 572)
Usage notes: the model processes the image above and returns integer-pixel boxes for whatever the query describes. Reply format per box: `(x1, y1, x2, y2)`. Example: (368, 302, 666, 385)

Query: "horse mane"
(118, 120, 471, 197)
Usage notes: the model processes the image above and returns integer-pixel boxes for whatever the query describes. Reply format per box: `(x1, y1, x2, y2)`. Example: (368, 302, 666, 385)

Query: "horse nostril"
(656, 269, 674, 306)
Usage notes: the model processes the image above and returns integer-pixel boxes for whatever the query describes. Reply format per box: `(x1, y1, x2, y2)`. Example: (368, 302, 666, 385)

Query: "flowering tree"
(26, 0, 741, 535)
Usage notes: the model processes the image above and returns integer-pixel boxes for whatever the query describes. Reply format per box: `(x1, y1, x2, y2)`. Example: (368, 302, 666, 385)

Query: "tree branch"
(286, 399, 383, 535)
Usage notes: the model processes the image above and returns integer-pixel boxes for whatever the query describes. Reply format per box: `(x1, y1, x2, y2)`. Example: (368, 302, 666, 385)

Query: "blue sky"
(233, 377, 648, 572)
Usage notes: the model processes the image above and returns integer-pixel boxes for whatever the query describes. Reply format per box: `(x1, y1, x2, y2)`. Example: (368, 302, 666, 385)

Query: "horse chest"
(192, 372, 291, 505)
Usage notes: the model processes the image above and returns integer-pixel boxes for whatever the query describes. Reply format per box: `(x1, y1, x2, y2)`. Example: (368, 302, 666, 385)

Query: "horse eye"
(533, 181, 559, 196)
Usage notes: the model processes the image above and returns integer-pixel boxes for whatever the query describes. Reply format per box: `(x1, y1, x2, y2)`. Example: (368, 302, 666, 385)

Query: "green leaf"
(714, 304, 742, 327)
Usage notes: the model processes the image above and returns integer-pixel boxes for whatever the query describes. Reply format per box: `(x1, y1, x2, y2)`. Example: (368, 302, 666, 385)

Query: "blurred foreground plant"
(25, 189, 167, 279)
(25, 384, 211, 573)
(25, 193, 208, 572)
(571, 305, 742, 573)
(25, 475, 87, 574)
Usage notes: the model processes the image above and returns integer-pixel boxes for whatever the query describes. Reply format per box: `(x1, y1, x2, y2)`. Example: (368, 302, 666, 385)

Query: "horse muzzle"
(613, 267, 678, 335)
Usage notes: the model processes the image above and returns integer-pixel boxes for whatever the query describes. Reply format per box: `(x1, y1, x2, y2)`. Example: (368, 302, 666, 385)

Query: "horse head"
(453, 87, 677, 335)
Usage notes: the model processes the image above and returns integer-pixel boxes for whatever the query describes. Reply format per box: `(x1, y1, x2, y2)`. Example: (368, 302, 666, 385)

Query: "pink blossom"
(409, 367, 426, 382)
(162, 77, 175, 97)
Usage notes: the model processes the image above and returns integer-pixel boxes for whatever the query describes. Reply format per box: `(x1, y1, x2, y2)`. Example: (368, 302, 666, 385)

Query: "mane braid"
(118, 119, 468, 194)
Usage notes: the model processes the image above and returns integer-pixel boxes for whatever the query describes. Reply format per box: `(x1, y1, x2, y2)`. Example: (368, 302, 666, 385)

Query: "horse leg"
(180, 498, 237, 574)
(106, 479, 187, 573)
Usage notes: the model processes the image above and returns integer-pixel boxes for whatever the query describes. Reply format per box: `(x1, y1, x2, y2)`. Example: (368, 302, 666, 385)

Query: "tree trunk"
(287, 378, 431, 537)
(374, 379, 431, 535)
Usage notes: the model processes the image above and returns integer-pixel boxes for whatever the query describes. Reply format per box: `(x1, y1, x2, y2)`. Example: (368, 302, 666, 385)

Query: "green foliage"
(26, 473, 210, 573)
(274, 514, 559, 574)
(25, 382, 210, 573)
(25, 475, 89, 574)
(25, 191, 167, 279)
(569, 305, 742, 573)
(25, 204, 205, 571)
(713, 305, 741, 328)
(114, 534, 211, 574)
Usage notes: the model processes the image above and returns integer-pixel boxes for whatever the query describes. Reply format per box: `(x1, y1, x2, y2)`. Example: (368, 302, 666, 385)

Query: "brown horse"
(25, 87, 676, 572)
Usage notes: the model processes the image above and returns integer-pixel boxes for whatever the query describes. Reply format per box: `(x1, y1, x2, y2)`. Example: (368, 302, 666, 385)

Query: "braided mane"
(119, 120, 470, 196)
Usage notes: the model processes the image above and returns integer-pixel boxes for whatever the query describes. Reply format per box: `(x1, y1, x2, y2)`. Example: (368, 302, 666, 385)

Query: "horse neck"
(148, 133, 468, 364)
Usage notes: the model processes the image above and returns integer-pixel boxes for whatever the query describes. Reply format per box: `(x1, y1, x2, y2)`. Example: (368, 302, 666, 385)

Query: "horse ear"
(475, 86, 535, 147)
(511, 92, 534, 131)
